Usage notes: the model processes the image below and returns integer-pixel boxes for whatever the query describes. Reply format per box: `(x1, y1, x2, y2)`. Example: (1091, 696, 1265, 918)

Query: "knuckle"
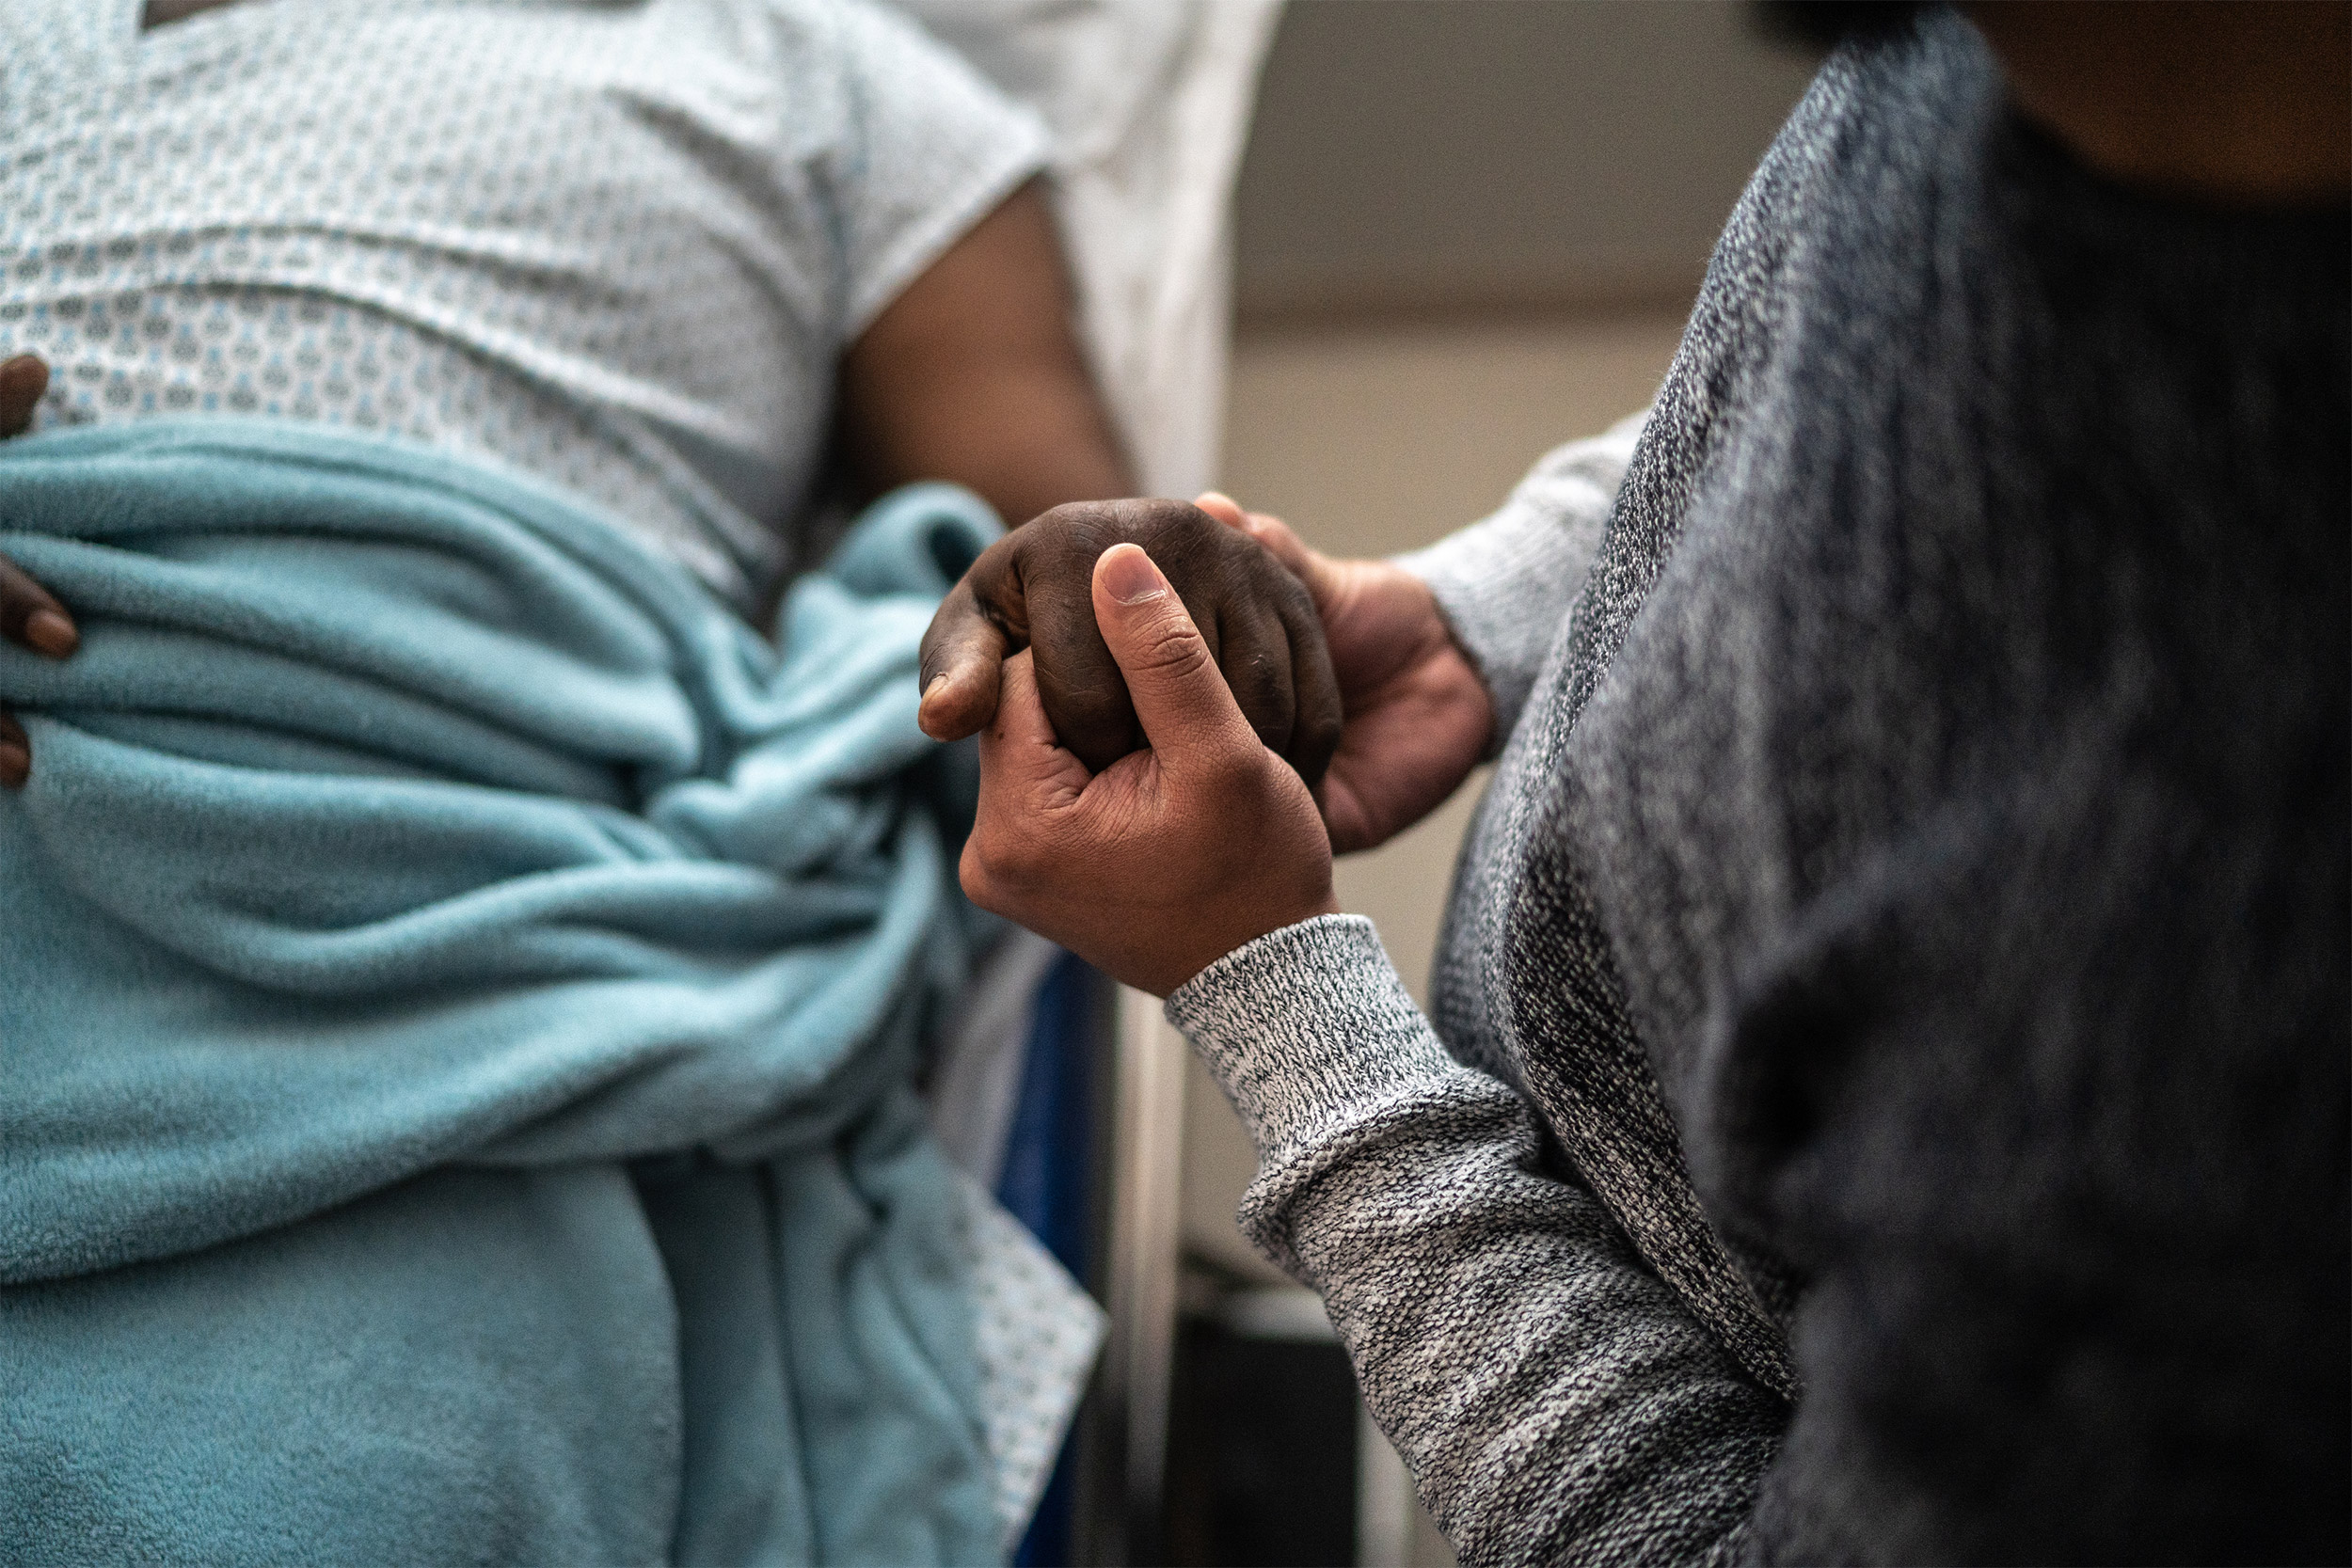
(1231, 643, 1289, 706)
(959, 537, 1012, 589)
(1133, 618, 1213, 682)
(958, 844, 996, 908)
(968, 821, 1042, 887)
(962, 835, 1040, 913)
(1125, 500, 1228, 571)
(1199, 738, 1266, 796)
(1024, 501, 1120, 556)
(1123, 497, 1204, 538)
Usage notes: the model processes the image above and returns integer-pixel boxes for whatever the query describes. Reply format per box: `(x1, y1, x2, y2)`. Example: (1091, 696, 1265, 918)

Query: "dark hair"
(1751, 1, 1938, 53)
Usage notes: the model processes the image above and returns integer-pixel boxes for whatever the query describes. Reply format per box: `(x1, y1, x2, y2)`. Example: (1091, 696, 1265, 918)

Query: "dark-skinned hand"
(918, 497, 1343, 784)
(961, 545, 1339, 997)
(0, 354, 78, 789)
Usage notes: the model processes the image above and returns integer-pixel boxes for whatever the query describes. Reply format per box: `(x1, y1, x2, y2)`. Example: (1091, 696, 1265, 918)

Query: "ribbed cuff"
(1164, 914, 1462, 1162)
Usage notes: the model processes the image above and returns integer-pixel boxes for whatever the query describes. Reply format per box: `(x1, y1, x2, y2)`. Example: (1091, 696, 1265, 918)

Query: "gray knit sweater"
(1166, 14, 2349, 1564)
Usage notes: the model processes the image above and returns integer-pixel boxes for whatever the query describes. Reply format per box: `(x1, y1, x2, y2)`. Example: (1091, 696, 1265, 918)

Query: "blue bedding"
(0, 420, 1005, 1564)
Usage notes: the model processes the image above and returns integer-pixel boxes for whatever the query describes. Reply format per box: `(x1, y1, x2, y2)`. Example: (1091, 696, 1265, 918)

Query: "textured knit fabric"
(1171, 12, 2349, 1565)
(0, 420, 1016, 1564)
(0, 0, 1049, 610)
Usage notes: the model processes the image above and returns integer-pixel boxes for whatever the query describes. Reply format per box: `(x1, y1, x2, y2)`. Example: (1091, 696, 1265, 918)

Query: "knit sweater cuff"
(1164, 913, 1463, 1163)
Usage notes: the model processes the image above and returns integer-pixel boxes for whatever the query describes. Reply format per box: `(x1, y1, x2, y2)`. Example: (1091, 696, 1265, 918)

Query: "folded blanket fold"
(0, 420, 1007, 1565)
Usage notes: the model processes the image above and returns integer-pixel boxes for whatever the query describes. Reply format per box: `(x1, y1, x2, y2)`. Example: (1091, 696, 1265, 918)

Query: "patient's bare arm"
(859, 182, 1343, 784)
(0, 355, 79, 788)
(837, 181, 1130, 534)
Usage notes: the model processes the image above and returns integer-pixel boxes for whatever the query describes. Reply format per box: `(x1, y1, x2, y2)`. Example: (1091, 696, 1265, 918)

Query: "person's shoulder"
(1794, 8, 2006, 172)
(1699, 6, 2003, 322)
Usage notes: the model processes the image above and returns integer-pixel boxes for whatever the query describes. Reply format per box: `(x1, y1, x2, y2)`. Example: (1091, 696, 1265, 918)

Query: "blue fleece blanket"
(0, 420, 1006, 1565)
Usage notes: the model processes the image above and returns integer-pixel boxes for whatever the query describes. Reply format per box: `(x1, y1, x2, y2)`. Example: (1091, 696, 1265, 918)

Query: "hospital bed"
(897, 3, 1284, 1560)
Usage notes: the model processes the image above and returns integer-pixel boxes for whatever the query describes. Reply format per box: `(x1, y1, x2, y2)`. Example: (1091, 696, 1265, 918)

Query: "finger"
(1235, 510, 1345, 616)
(917, 576, 1012, 742)
(982, 647, 1057, 751)
(0, 710, 26, 788)
(975, 648, 1089, 804)
(1277, 584, 1343, 786)
(1025, 556, 1140, 775)
(1090, 544, 1254, 767)
(1215, 602, 1295, 760)
(0, 355, 47, 438)
(964, 649, 1090, 917)
(1194, 491, 1248, 531)
(1186, 502, 1329, 774)
(0, 555, 77, 659)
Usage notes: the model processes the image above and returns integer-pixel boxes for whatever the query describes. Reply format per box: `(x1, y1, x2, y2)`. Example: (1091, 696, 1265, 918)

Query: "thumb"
(1090, 543, 1254, 764)
(1194, 490, 1248, 530)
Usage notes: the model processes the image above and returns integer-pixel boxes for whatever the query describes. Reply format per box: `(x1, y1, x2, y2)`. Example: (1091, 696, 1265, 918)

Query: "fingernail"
(923, 673, 947, 701)
(1101, 544, 1166, 605)
(0, 742, 25, 786)
(24, 609, 75, 658)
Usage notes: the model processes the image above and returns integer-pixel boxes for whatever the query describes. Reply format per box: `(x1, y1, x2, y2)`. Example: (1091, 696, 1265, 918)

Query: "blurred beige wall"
(1233, 0, 1816, 320)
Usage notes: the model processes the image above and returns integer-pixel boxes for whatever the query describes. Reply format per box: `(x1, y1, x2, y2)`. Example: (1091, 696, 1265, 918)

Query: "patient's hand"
(961, 546, 1338, 997)
(919, 498, 1343, 784)
(0, 354, 81, 788)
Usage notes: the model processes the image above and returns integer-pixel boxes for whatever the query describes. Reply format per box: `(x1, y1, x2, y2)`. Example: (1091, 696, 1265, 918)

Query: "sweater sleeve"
(1166, 915, 1785, 1567)
(1393, 412, 1646, 740)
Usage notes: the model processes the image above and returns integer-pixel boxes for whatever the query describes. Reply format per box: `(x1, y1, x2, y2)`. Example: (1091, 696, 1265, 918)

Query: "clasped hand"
(923, 493, 1497, 997)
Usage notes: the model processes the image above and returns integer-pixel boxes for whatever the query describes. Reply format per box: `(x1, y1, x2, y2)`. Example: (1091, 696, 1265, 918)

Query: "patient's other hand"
(919, 498, 1343, 784)
(0, 354, 80, 788)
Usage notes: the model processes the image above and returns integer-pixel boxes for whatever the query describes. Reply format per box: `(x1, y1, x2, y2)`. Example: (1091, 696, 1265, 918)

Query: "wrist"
(1149, 870, 1339, 1000)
